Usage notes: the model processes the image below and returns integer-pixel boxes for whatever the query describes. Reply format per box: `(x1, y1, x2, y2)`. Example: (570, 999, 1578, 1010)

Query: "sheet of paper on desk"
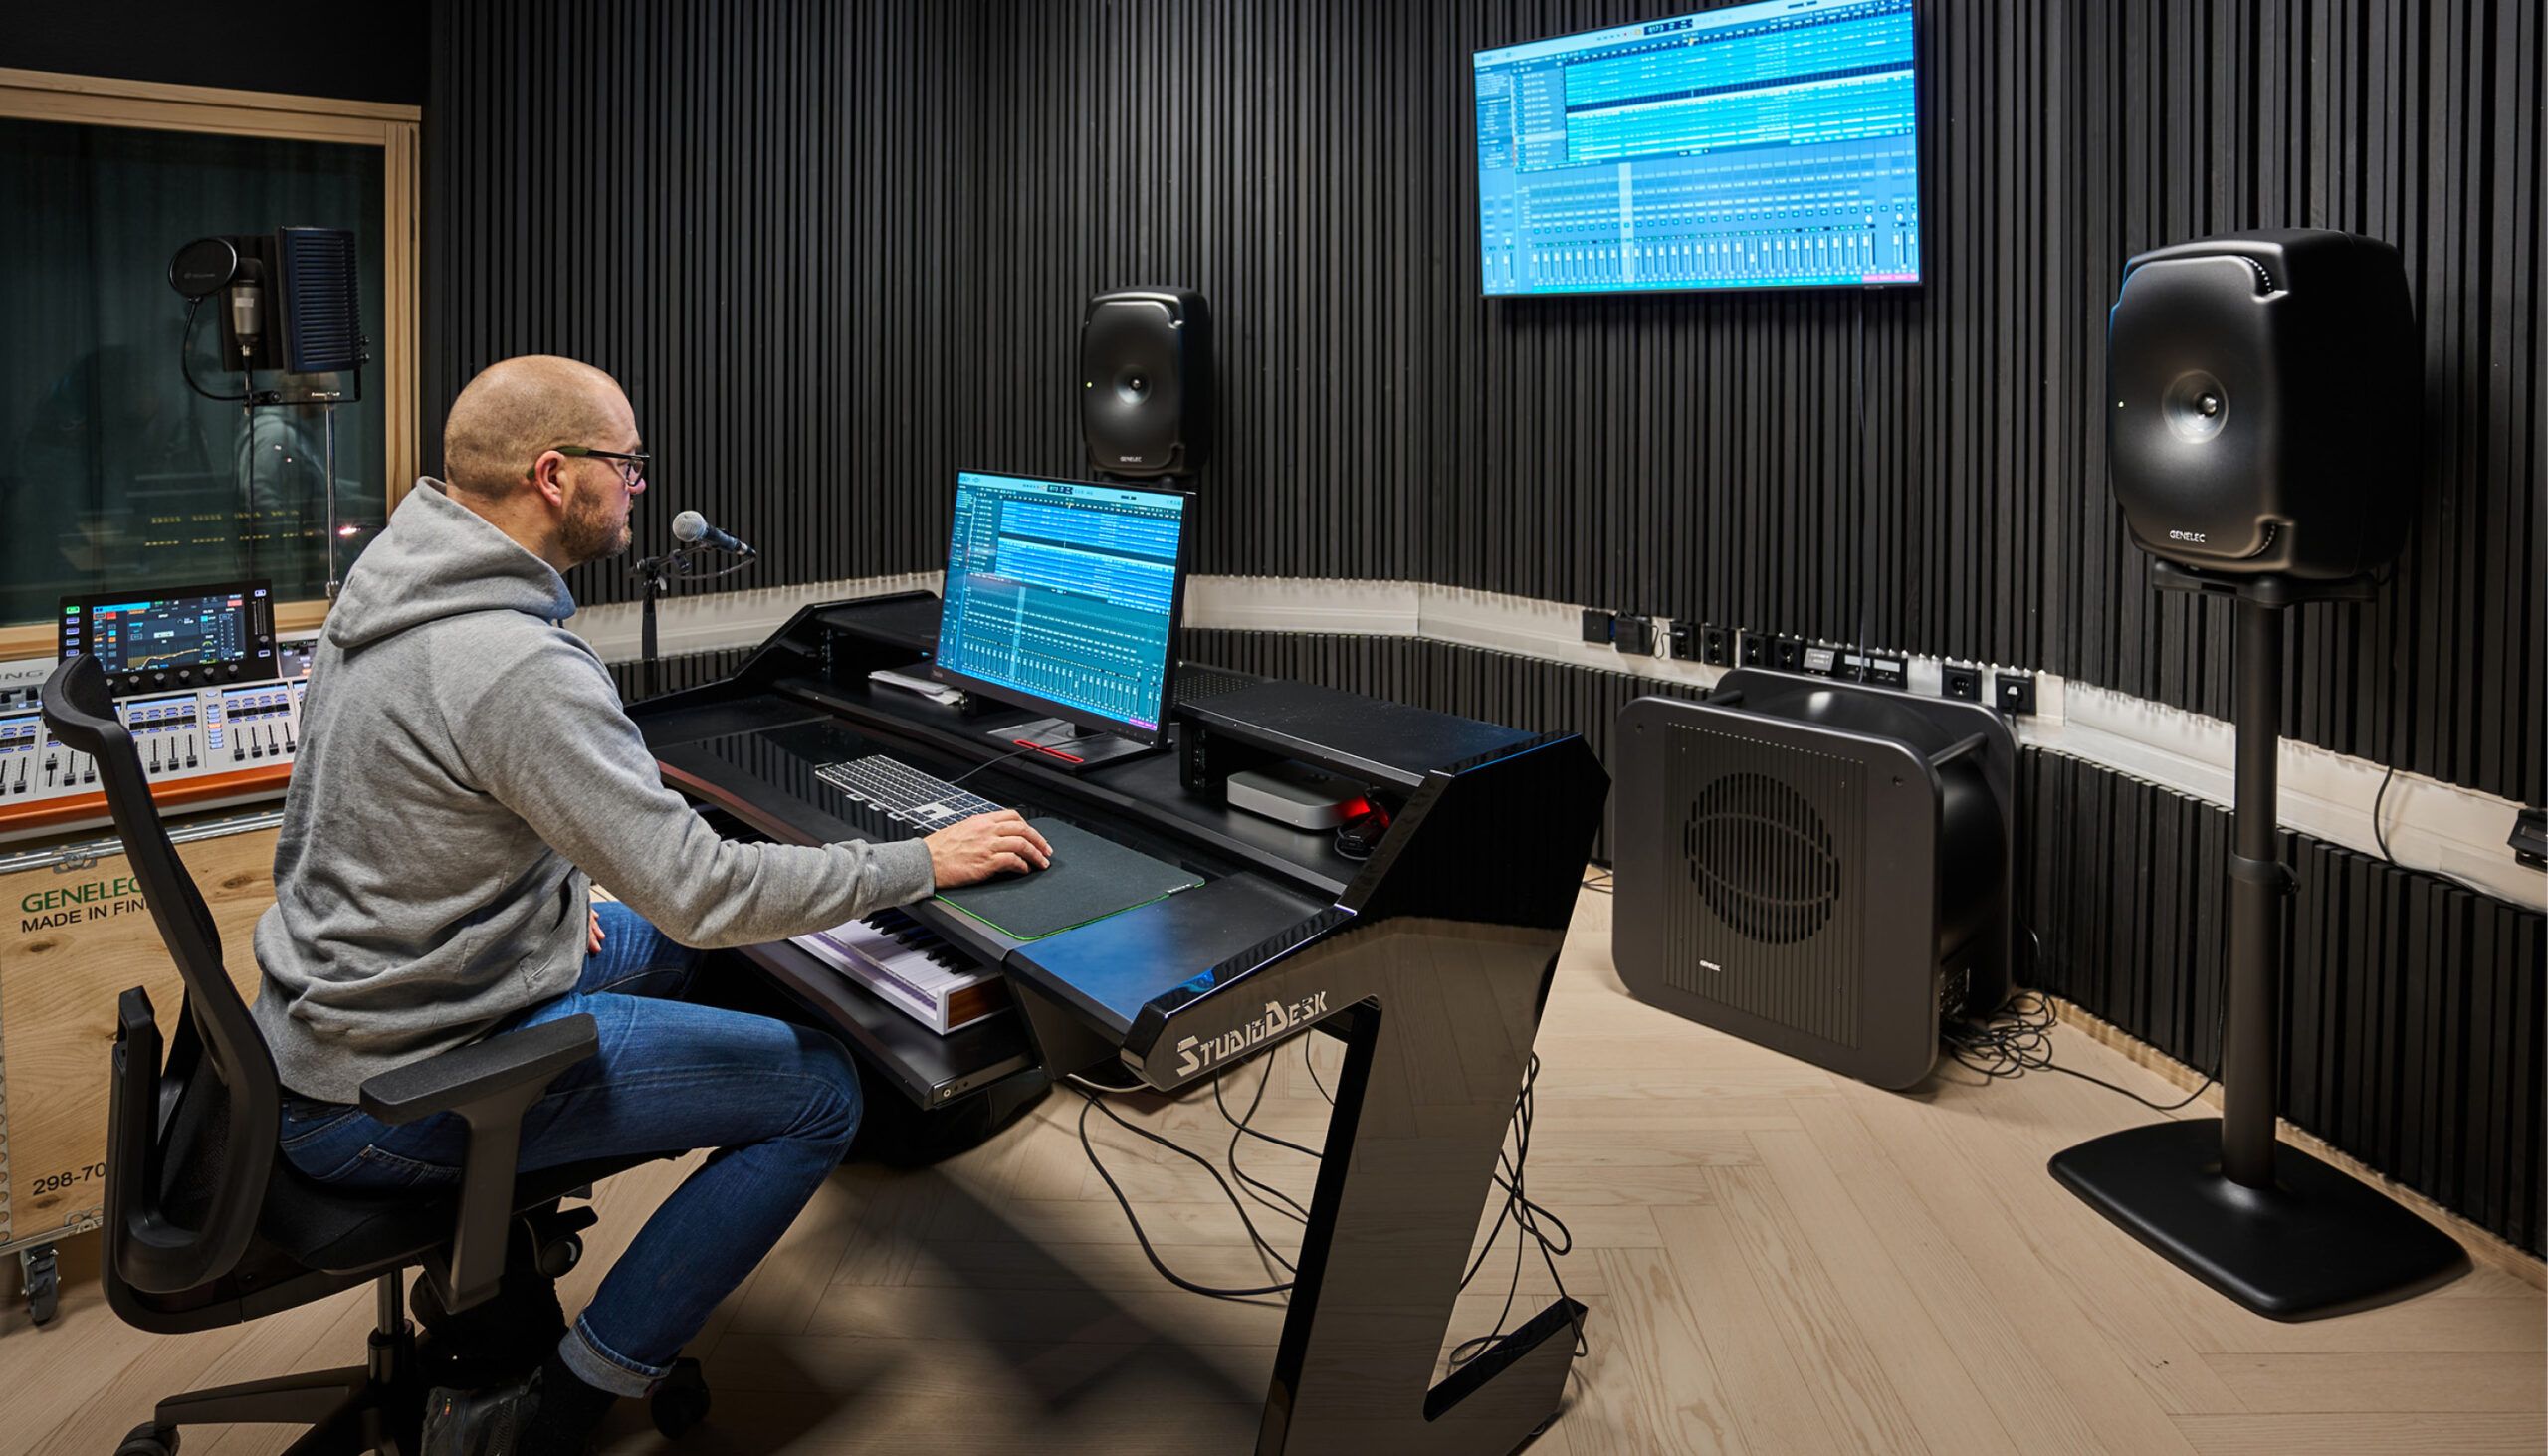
(868, 667, 964, 706)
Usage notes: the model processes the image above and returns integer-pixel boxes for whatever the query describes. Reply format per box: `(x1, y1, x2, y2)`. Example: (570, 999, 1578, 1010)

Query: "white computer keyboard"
(814, 754, 1001, 826)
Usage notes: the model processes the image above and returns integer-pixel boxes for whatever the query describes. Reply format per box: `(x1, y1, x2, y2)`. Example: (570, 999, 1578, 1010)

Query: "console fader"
(0, 679, 309, 797)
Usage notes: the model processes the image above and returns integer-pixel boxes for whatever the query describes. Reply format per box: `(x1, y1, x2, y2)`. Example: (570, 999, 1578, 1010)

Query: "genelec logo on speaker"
(1173, 990, 1331, 1077)
(2169, 528, 2209, 542)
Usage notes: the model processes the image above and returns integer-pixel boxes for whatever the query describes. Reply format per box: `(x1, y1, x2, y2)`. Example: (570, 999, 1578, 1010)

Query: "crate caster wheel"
(23, 1245, 60, 1326)
(114, 1422, 178, 1456)
(650, 1357, 710, 1437)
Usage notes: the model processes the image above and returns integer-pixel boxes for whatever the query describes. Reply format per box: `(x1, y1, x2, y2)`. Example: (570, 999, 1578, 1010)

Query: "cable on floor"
(1072, 1040, 1582, 1361)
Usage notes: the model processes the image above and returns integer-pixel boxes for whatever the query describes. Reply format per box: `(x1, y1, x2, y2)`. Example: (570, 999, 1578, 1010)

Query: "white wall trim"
(1183, 576, 1419, 636)
(2028, 683, 2539, 909)
(567, 572, 2543, 911)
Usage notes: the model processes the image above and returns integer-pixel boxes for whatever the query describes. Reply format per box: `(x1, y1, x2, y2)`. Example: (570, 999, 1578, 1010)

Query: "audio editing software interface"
(934, 472, 1186, 734)
(1474, 0, 1920, 294)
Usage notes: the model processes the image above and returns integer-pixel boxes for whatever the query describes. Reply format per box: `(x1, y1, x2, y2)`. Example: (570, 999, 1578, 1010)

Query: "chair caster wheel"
(114, 1422, 179, 1456)
(532, 1233, 581, 1279)
(521, 1205, 597, 1279)
(650, 1357, 710, 1438)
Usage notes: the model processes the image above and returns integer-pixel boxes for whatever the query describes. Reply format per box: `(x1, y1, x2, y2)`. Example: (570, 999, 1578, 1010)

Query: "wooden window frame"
(0, 67, 420, 658)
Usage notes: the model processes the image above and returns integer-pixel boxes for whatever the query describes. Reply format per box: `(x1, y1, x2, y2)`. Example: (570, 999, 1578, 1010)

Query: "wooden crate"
(1, 818, 274, 1248)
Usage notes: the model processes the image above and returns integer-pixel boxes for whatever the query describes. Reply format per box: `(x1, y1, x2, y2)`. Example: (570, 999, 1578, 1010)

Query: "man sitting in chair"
(253, 354, 1051, 1455)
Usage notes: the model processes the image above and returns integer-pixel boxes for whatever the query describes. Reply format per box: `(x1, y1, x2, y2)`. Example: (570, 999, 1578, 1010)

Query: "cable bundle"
(1069, 1037, 1587, 1364)
(1446, 1051, 1586, 1366)
(1941, 989, 2215, 1113)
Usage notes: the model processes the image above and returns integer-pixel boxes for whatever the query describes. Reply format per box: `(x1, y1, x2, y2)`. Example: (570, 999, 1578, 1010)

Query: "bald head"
(443, 355, 631, 500)
(437, 355, 648, 572)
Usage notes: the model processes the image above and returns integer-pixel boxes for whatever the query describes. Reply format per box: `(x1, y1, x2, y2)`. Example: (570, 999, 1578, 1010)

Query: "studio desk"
(629, 593, 1608, 1456)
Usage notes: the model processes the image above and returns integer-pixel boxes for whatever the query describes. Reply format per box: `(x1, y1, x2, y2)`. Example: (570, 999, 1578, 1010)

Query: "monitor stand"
(983, 716, 1157, 772)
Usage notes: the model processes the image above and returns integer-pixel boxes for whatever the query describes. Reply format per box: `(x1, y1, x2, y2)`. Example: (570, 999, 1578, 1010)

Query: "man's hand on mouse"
(925, 810, 1054, 887)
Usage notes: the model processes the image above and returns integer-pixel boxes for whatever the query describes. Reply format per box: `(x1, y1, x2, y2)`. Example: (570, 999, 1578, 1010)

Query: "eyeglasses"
(553, 445, 650, 487)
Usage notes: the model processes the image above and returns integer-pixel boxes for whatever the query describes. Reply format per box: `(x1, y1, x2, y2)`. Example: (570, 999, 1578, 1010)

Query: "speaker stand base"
(2049, 1119, 2467, 1322)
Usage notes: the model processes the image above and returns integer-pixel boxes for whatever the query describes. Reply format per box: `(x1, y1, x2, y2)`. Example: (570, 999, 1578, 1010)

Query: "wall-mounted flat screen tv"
(1474, 0, 1922, 296)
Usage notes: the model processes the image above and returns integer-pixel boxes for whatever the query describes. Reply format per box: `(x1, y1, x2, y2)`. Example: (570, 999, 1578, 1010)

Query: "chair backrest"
(40, 654, 278, 1294)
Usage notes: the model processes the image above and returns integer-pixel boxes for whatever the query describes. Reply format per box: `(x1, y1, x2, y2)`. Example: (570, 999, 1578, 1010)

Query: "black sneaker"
(421, 1373, 538, 1455)
(412, 1269, 566, 1386)
(418, 1330, 554, 1396)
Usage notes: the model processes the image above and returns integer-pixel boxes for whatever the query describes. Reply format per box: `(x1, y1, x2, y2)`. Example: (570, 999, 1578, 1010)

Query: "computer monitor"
(930, 470, 1191, 754)
(1473, 0, 1923, 296)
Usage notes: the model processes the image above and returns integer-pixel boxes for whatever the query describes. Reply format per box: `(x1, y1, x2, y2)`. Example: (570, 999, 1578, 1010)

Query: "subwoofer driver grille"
(1661, 725, 1864, 1049)
(1683, 772, 1839, 944)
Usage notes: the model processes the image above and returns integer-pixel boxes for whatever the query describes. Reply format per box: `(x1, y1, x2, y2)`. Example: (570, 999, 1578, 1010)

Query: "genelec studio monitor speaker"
(2057, 227, 2464, 1322)
(1081, 288, 1211, 479)
(2107, 229, 2418, 579)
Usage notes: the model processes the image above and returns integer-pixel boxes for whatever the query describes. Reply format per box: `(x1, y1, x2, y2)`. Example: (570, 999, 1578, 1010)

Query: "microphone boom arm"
(627, 537, 758, 699)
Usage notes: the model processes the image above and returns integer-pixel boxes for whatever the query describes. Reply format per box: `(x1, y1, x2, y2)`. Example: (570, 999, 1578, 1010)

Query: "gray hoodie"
(252, 480, 936, 1103)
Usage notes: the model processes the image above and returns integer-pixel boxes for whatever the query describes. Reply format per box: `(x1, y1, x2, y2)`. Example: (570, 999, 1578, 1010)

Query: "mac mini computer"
(1225, 761, 1365, 829)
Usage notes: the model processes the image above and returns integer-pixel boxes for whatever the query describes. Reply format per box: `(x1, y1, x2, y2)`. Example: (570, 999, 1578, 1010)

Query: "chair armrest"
(358, 1014, 599, 1125)
(356, 1013, 598, 1313)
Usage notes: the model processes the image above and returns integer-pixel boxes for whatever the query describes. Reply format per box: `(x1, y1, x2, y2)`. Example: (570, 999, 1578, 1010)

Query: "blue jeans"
(278, 902, 864, 1397)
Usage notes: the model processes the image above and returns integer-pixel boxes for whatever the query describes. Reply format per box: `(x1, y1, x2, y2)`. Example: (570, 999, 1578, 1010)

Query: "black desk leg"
(1139, 921, 1580, 1456)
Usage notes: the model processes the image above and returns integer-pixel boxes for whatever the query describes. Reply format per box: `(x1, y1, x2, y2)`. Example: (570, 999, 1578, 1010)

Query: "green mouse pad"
(932, 819, 1203, 941)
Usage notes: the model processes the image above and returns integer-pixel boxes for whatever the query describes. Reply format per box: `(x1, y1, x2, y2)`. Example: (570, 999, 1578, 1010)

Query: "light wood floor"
(9, 885, 2544, 1455)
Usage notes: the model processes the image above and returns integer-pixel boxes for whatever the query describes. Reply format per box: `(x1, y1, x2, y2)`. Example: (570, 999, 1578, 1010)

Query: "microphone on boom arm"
(671, 509, 755, 557)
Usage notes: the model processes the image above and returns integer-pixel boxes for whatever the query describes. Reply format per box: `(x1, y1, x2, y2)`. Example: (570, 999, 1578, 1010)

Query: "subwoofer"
(2107, 228, 2418, 579)
(1080, 288, 1211, 478)
(1613, 672, 2016, 1089)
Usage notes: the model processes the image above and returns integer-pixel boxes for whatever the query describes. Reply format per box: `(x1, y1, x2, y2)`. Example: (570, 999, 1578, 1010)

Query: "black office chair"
(42, 655, 709, 1455)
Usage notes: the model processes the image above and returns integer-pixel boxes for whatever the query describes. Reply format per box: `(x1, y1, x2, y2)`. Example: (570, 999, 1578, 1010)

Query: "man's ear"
(527, 451, 569, 510)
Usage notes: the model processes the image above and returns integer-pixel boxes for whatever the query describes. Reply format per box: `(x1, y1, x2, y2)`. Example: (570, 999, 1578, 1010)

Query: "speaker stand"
(2047, 563, 2467, 1321)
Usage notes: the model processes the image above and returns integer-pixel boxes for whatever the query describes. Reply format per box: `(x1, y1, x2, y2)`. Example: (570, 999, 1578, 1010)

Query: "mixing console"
(0, 637, 315, 842)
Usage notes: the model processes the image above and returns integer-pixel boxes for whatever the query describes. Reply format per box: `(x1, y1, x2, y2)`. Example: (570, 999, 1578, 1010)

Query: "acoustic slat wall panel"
(428, 0, 2538, 804)
(426, 0, 987, 613)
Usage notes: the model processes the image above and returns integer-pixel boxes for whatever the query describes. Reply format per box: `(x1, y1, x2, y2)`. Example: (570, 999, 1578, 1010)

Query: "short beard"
(557, 481, 631, 566)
